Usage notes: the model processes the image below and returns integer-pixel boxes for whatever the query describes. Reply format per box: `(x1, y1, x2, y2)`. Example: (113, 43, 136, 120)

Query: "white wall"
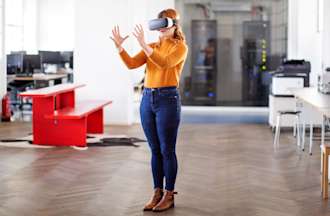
(37, 0, 74, 51)
(0, 0, 5, 102)
(288, 0, 322, 86)
(23, 0, 37, 53)
(322, 0, 330, 69)
(74, 0, 174, 125)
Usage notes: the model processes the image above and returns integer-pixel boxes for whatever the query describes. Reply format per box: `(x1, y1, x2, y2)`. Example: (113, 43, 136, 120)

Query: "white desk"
(291, 87, 330, 147)
(7, 73, 69, 88)
(8, 73, 68, 81)
(291, 87, 330, 108)
(291, 87, 330, 199)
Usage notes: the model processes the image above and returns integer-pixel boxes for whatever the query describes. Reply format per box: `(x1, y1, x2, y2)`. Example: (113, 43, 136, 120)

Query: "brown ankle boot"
(152, 190, 177, 212)
(143, 188, 163, 211)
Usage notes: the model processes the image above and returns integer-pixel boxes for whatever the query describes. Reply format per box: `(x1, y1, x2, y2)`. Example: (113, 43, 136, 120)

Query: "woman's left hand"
(133, 24, 146, 47)
(133, 24, 153, 56)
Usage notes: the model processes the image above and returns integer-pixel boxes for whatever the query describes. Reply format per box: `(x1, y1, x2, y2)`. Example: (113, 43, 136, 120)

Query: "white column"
(322, 0, 330, 69)
(287, 0, 298, 59)
(287, 0, 322, 86)
(23, 0, 38, 53)
(0, 0, 6, 103)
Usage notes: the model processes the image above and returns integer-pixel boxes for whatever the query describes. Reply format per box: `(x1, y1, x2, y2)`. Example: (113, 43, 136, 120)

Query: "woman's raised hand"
(110, 25, 129, 50)
(133, 24, 153, 56)
(133, 24, 147, 48)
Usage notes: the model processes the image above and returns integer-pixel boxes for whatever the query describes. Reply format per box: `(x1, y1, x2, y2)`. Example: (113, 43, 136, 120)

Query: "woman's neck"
(160, 35, 173, 42)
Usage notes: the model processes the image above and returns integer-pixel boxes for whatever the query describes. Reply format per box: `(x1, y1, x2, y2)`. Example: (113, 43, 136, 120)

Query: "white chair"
(273, 110, 302, 149)
(300, 121, 314, 155)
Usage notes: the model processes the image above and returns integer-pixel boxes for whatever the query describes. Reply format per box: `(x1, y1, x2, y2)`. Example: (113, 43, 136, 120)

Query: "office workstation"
(2, 0, 330, 215)
(6, 50, 74, 117)
(284, 87, 330, 199)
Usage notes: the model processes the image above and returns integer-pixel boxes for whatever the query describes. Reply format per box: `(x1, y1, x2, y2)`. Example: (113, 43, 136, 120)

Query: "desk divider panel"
(87, 109, 104, 133)
(55, 90, 75, 110)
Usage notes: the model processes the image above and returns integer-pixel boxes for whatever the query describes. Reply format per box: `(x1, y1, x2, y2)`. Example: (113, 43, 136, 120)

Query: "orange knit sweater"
(119, 38, 188, 88)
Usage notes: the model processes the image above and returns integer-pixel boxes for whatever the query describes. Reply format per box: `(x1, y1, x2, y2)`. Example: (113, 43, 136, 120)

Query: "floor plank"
(0, 122, 329, 216)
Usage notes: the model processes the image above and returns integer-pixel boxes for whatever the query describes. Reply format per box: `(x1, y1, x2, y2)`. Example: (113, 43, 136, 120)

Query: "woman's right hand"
(110, 25, 129, 51)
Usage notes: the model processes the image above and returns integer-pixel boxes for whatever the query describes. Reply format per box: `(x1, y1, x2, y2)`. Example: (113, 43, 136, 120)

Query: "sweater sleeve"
(119, 49, 147, 69)
(148, 42, 188, 69)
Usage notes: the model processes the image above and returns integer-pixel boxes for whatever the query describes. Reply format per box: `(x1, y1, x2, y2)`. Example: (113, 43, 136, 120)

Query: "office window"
(5, 0, 24, 53)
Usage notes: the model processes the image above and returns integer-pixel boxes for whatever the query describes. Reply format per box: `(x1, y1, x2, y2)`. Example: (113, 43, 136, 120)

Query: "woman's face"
(158, 16, 176, 39)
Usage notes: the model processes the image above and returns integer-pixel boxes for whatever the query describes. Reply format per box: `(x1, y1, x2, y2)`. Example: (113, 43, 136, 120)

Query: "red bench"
(19, 83, 112, 147)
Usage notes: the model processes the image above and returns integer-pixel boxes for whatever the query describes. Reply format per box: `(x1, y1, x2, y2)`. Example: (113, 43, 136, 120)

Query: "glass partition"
(176, 0, 288, 106)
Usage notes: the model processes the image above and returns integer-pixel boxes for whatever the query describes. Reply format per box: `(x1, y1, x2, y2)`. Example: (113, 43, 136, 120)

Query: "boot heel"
(152, 191, 176, 212)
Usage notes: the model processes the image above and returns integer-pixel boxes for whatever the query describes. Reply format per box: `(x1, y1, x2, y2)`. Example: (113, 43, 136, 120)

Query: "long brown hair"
(158, 8, 185, 42)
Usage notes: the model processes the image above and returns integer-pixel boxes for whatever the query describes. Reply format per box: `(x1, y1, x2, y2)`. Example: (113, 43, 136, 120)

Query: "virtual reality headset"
(148, 18, 177, 31)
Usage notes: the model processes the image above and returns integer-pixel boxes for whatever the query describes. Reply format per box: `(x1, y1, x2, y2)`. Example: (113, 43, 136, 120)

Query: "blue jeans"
(140, 86, 181, 191)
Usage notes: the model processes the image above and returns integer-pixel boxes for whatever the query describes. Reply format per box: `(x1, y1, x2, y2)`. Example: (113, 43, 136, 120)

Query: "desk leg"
(309, 121, 313, 155)
(322, 115, 326, 147)
(322, 149, 329, 199)
(32, 96, 55, 145)
(87, 109, 104, 134)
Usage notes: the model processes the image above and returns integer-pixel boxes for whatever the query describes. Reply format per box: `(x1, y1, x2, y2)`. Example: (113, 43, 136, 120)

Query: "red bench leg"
(34, 118, 87, 147)
(32, 96, 55, 145)
(87, 109, 104, 134)
(50, 118, 87, 147)
(56, 90, 75, 109)
(32, 96, 87, 147)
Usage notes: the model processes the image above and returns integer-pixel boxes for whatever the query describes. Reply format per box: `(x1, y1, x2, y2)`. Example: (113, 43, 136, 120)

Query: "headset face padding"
(148, 18, 176, 31)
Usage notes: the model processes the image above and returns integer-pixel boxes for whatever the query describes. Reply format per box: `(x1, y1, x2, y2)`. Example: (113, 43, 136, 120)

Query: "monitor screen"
(61, 51, 74, 69)
(23, 54, 41, 73)
(39, 51, 62, 64)
(61, 51, 73, 62)
(7, 54, 24, 74)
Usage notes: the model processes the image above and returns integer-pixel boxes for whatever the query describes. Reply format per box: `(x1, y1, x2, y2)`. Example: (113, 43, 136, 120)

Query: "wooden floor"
(0, 122, 330, 216)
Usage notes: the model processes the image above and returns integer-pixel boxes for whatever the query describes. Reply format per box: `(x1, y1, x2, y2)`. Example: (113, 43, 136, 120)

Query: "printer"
(271, 59, 310, 96)
(318, 68, 330, 94)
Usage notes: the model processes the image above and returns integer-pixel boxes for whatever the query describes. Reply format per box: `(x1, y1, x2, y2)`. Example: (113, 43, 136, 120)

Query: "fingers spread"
(134, 26, 139, 34)
(138, 24, 143, 32)
(133, 29, 139, 37)
(116, 25, 120, 35)
(132, 31, 138, 38)
(112, 26, 116, 37)
(112, 29, 117, 37)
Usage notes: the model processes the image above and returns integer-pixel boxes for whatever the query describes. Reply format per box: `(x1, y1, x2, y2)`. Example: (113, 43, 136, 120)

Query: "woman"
(110, 8, 187, 212)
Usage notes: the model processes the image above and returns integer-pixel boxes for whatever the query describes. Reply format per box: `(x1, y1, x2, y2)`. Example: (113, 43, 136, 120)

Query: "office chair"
(273, 110, 303, 149)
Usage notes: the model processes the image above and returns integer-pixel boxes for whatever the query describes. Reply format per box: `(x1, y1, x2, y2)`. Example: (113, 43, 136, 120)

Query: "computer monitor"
(7, 54, 24, 75)
(69, 55, 73, 69)
(61, 51, 74, 69)
(23, 54, 41, 74)
(39, 51, 63, 73)
(39, 51, 62, 64)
